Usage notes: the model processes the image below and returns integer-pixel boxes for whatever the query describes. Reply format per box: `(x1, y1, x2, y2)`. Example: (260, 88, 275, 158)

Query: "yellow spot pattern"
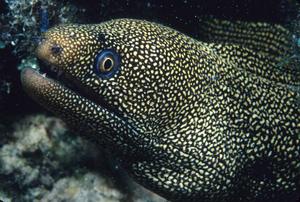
(29, 19, 300, 202)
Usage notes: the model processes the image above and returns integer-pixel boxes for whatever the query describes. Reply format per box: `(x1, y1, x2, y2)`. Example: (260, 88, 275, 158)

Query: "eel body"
(21, 18, 300, 202)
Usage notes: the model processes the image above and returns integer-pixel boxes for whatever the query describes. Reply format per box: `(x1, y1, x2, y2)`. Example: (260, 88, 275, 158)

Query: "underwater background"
(0, 0, 300, 201)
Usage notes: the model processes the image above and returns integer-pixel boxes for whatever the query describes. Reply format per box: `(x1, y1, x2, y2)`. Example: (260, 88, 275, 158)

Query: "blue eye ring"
(94, 49, 121, 79)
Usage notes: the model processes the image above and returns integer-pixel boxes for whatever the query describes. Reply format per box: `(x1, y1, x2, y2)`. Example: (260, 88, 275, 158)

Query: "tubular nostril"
(51, 45, 62, 55)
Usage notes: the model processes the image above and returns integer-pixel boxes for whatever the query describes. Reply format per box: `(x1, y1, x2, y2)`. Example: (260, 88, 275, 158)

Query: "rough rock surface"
(0, 115, 165, 202)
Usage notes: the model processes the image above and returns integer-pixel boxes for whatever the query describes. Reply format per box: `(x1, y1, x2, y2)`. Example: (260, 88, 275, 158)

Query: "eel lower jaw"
(21, 68, 114, 133)
(21, 67, 84, 105)
(21, 68, 142, 155)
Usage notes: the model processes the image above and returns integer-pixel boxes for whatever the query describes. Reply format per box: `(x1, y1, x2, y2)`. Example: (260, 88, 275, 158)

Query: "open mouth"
(20, 64, 134, 142)
(21, 60, 124, 121)
(21, 65, 79, 103)
(40, 62, 64, 79)
(21, 57, 93, 109)
(22, 34, 125, 122)
(37, 60, 80, 93)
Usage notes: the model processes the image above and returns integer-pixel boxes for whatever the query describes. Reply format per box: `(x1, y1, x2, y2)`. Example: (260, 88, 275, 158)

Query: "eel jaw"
(21, 67, 115, 135)
(21, 67, 144, 157)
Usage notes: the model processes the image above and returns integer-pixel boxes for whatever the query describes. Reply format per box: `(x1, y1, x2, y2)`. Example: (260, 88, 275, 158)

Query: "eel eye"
(94, 49, 121, 79)
(100, 57, 114, 72)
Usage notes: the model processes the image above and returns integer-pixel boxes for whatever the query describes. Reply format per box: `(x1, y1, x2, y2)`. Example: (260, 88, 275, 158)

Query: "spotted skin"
(21, 19, 300, 201)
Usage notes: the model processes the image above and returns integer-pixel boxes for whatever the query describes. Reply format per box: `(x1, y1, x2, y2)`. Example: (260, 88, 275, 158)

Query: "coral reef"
(42, 173, 124, 202)
(0, 115, 165, 201)
(0, 0, 82, 57)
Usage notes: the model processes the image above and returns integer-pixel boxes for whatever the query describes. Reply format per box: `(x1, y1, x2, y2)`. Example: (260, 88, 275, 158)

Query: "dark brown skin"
(21, 18, 300, 202)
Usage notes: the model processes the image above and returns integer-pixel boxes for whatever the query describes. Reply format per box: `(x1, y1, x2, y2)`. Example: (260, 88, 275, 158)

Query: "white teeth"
(42, 73, 47, 77)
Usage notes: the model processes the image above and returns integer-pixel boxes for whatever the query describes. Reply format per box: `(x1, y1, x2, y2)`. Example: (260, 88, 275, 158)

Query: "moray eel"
(21, 18, 300, 202)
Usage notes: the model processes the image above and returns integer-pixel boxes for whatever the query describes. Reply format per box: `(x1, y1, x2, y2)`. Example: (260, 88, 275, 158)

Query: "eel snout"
(36, 38, 63, 67)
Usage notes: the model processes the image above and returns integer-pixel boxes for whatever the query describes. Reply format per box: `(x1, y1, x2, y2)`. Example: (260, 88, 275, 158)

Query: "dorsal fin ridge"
(197, 17, 294, 63)
(196, 17, 300, 87)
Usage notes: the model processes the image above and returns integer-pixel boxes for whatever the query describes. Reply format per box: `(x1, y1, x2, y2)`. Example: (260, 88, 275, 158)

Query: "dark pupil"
(104, 58, 113, 70)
